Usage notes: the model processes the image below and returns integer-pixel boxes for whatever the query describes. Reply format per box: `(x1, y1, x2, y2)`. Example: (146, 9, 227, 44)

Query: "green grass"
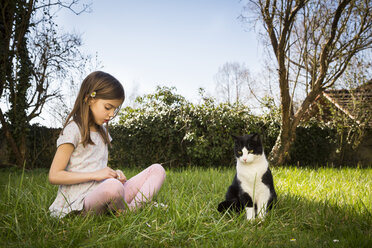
(0, 166, 371, 247)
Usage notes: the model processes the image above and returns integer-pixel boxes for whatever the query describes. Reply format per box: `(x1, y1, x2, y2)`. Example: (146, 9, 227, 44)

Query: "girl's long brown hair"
(62, 71, 125, 146)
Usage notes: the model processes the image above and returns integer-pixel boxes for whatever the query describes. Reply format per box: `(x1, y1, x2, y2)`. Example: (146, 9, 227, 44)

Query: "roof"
(322, 81, 372, 127)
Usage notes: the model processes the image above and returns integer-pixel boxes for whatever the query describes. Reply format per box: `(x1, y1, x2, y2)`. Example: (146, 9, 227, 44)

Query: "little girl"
(48, 71, 166, 218)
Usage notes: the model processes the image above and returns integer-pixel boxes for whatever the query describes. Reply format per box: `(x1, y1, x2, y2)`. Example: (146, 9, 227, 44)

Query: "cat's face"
(233, 133, 263, 164)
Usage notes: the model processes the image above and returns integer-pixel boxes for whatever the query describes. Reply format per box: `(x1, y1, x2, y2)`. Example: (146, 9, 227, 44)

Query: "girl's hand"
(115, 169, 127, 183)
(49, 144, 124, 185)
(93, 167, 118, 181)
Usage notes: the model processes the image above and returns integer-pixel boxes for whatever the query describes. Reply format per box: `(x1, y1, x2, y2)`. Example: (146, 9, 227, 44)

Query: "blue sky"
(56, 0, 264, 102)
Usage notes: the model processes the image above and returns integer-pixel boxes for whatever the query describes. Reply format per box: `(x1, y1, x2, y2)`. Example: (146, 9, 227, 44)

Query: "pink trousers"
(83, 164, 166, 214)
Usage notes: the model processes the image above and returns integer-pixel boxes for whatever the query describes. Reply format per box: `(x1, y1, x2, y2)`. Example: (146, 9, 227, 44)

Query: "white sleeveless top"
(49, 121, 111, 218)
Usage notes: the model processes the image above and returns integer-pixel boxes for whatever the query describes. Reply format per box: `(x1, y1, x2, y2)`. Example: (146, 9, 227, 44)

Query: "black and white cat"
(217, 133, 277, 220)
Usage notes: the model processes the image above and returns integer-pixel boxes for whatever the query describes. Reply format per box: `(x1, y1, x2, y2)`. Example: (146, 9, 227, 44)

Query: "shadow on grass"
(217, 193, 372, 247)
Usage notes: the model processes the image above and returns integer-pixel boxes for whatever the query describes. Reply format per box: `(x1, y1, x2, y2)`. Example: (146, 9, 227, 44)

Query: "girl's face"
(89, 98, 123, 126)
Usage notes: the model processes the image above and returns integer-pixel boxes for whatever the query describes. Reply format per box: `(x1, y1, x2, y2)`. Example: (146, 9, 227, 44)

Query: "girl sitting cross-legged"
(48, 71, 166, 218)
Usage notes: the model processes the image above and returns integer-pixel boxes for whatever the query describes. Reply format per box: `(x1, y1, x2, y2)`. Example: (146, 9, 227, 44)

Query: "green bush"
(288, 121, 338, 166)
(109, 87, 188, 168)
(110, 86, 279, 168)
(27, 124, 60, 169)
(2, 87, 369, 169)
(0, 124, 60, 169)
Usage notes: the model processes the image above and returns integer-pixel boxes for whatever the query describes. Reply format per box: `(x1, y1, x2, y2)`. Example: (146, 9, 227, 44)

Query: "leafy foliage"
(2, 87, 371, 168)
(111, 86, 276, 168)
(289, 121, 337, 166)
(0, 124, 59, 168)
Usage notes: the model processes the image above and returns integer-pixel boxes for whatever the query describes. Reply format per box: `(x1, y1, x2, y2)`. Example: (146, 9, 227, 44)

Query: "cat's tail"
(217, 200, 241, 212)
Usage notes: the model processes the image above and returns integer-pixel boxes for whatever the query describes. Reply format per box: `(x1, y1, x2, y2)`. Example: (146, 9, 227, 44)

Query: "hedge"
(1, 87, 370, 169)
(109, 89, 275, 168)
(0, 125, 60, 169)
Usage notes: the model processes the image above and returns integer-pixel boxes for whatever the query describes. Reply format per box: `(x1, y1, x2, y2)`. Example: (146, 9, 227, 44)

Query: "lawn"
(0, 166, 371, 247)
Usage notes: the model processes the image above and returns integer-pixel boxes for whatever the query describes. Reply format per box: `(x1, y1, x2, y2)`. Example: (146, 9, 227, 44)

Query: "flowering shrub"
(109, 87, 278, 168)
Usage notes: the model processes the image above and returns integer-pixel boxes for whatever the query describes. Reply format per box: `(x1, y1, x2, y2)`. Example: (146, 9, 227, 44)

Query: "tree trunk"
(269, 87, 323, 165)
(269, 134, 289, 166)
(268, 119, 297, 166)
(0, 0, 34, 167)
(0, 109, 24, 166)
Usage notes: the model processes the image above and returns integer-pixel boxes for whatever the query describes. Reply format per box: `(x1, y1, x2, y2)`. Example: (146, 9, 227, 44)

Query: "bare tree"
(0, 0, 90, 167)
(215, 62, 252, 105)
(41, 53, 103, 128)
(242, 0, 372, 165)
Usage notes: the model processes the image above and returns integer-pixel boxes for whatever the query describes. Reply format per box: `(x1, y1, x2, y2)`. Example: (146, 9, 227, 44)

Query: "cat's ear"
(251, 133, 260, 142)
(231, 134, 238, 140)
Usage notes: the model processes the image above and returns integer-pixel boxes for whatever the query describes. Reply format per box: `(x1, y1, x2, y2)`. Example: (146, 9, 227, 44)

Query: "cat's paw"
(257, 212, 266, 220)
(256, 206, 267, 219)
(218, 200, 234, 212)
(217, 202, 225, 212)
(245, 207, 255, 220)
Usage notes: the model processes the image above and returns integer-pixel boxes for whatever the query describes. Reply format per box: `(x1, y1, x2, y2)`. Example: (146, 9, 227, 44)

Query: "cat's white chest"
(236, 157, 270, 202)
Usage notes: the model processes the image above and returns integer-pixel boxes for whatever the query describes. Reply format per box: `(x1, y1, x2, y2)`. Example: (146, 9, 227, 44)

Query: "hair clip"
(90, 91, 96, 98)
